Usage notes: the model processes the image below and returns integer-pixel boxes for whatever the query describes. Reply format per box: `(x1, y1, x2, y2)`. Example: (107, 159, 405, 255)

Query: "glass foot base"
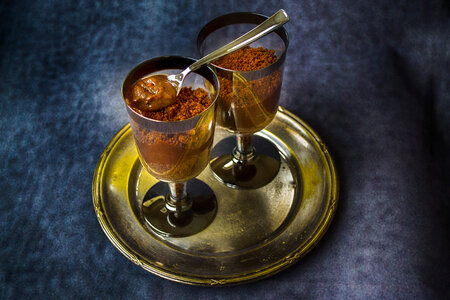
(210, 136, 281, 189)
(142, 179, 217, 237)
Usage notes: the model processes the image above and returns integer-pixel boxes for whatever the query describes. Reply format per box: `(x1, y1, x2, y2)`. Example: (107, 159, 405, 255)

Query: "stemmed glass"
(122, 56, 219, 237)
(197, 12, 289, 188)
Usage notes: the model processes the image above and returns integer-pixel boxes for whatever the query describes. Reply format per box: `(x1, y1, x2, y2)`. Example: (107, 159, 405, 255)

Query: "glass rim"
(196, 11, 289, 74)
(122, 55, 220, 124)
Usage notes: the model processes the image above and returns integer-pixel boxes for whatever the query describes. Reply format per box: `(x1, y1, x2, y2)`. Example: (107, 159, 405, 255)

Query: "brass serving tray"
(92, 107, 338, 286)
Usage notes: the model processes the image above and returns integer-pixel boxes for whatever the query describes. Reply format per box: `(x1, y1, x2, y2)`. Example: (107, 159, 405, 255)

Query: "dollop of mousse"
(128, 75, 177, 112)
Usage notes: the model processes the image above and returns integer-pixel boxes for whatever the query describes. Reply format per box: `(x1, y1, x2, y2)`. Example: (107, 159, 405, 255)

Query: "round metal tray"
(92, 107, 338, 286)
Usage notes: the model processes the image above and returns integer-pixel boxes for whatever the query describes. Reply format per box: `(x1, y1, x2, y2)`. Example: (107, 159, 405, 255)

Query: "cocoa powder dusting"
(127, 83, 212, 121)
(213, 46, 277, 71)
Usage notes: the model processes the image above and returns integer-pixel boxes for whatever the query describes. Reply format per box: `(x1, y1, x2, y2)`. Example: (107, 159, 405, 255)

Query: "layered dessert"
(125, 76, 215, 182)
(212, 46, 282, 134)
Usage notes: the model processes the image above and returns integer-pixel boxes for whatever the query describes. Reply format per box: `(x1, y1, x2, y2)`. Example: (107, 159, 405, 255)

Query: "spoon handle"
(182, 9, 289, 76)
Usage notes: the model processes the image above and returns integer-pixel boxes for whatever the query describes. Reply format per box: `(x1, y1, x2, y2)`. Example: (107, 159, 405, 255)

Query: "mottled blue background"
(1, 0, 449, 298)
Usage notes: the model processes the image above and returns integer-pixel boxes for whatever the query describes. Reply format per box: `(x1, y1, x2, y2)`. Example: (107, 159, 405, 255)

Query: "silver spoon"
(134, 9, 289, 111)
(169, 9, 289, 95)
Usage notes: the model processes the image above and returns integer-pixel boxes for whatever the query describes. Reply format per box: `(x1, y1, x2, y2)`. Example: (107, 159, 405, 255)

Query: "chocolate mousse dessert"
(125, 75, 215, 182)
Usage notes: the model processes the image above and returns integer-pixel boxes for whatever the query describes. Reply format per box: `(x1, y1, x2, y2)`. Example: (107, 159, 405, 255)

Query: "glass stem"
(234, 134, 255, 163)
(166, 182, 191, 213)
(168, 182, 187, 201)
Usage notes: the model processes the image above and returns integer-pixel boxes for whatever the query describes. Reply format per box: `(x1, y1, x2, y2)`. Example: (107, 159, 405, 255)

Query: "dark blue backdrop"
(1, 0, 449, 298)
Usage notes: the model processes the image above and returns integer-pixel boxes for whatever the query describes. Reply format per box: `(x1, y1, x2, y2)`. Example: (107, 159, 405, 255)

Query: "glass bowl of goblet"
(122, 56, 219, 237)
(197, 12, 289, 189)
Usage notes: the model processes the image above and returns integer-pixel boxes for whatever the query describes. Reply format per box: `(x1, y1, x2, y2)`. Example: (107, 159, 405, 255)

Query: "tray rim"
(92, 106, 339, 286)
